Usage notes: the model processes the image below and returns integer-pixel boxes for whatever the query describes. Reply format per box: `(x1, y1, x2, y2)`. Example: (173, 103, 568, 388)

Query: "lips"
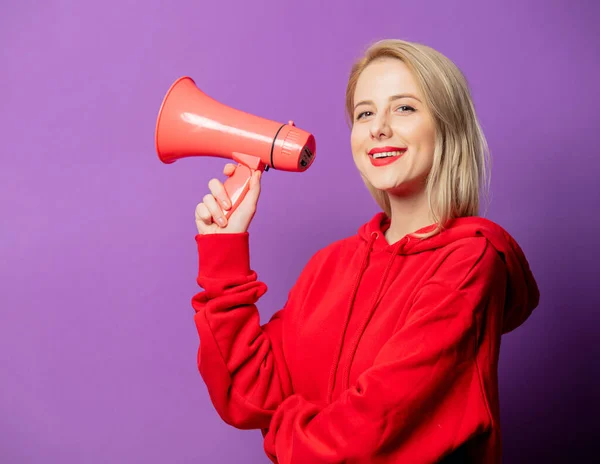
(367, 147, 407, 167)
(368, 146, 407, 156)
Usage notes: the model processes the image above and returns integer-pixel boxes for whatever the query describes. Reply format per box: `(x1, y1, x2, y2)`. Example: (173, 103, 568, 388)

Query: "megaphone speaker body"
(155, 77, 316, 217)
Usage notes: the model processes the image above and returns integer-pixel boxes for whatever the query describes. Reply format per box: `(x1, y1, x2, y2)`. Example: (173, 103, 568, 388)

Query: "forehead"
(354, 58, 420, 100)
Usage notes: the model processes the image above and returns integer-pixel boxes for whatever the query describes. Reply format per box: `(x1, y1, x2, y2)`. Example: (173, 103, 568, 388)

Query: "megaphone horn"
(155, 76, 316, 218)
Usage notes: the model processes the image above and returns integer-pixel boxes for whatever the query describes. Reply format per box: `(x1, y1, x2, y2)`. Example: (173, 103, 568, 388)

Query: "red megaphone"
(155, 76, 316, 217)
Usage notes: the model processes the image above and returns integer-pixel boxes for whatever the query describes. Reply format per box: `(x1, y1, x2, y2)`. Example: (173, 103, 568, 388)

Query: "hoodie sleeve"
(263, 240, 507, 464)
(192, 232, 307, 430)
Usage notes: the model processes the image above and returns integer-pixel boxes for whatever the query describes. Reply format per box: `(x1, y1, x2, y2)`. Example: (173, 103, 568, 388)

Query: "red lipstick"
(368, 146, 407, 167)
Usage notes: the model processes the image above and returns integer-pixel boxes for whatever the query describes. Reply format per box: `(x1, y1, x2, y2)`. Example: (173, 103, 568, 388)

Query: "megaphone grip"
(222, 164, 254, 219)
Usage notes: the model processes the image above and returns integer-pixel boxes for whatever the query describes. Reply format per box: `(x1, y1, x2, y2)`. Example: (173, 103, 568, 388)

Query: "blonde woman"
(192, 39, 540, 463)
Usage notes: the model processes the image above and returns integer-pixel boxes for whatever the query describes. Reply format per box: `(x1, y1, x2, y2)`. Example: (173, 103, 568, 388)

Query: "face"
(350, 58, 436, 196)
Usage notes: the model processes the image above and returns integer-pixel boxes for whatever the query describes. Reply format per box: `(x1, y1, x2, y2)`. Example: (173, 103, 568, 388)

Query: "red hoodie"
(192, 212, 539, 464)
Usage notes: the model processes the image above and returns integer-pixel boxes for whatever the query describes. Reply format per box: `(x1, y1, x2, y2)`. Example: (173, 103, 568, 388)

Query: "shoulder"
(427, 236, 506, 291)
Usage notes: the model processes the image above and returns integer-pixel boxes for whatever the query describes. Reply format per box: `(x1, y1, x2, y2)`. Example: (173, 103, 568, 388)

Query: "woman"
(192, 39, 540, 463)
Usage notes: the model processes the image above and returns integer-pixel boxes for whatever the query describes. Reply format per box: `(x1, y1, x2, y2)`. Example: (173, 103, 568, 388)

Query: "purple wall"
(2, 0, 598, 462)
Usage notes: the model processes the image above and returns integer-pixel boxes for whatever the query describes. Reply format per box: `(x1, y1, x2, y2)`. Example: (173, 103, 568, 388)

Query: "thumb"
(235, 169, 261, 216)
(246, 170, 262, 202)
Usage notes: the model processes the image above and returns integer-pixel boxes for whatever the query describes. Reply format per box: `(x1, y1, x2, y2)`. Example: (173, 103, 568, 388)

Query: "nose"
(369, 112, 392, 140)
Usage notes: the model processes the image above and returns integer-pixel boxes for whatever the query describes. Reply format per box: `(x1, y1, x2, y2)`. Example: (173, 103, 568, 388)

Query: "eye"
(356, 106, 415, 120)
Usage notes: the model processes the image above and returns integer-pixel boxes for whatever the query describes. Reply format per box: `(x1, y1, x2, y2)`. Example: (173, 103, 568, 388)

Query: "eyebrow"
(354, 94, 422, 110)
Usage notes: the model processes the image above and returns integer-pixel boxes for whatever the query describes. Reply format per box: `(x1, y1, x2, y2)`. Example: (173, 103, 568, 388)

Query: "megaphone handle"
(222, 163, 262, 219)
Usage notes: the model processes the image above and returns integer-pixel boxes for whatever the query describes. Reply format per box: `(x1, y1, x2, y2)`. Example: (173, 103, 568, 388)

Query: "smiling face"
(351, 57, 437, 196)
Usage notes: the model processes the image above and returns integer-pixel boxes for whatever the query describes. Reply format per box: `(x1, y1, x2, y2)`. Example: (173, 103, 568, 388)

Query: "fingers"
(208, 177, 231, 211)
(195, 202, 212, 226)
(196, 167, 263, 234)
(223, 163, 236, 177)
(202, 193, 227, 227)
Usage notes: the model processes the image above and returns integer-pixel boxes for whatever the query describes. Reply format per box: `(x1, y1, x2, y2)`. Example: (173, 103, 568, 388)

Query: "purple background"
(1, 0, 598, 462)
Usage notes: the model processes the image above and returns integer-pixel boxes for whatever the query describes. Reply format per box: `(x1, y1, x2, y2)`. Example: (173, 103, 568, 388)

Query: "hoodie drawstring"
(325, 232, 407, 402)
(341, 237, 405, 392)
(325, 231, 378, 404)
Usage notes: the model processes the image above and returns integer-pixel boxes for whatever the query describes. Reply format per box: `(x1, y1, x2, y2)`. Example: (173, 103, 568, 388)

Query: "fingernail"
(217, 217, 226, 227)
(221, 199, 230, 209)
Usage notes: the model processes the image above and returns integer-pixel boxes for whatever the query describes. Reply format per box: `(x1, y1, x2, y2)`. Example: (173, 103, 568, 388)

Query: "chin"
(372, 175, 424, 197)
(370, 180, 401, 192)
(364, 172, 405, 192)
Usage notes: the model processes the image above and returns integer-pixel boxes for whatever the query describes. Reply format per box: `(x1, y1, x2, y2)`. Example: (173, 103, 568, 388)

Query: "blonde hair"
(345, 39, 491, 239)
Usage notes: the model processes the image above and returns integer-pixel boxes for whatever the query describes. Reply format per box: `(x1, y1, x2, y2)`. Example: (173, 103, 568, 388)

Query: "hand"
(195, 163, 262, 235)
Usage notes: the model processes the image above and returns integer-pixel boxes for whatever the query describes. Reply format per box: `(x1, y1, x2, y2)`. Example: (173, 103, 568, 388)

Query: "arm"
(263, 243, 506, 463)
(192, 232, 315, 430)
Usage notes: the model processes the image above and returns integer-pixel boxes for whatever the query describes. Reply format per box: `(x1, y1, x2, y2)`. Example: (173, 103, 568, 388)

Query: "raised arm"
(192, 232, 322, 431)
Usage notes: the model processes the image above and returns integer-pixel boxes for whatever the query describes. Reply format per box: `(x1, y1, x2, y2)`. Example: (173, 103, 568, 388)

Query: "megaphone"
(155, 76, 316, 218)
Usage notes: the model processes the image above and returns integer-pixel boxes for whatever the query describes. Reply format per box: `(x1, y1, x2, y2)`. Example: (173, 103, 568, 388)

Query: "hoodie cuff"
(195, 232, 252, 281)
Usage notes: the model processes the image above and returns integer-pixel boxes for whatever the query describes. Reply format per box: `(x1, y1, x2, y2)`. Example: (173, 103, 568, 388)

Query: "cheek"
(425, 124, 436, 149)
(421, 116, 437, 147)
(425, 127, 437, 162)
(410, 117, 436, 155)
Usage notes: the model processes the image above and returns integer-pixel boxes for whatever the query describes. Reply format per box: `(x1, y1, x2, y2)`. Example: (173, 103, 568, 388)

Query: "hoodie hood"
(358, 212, 540, 334)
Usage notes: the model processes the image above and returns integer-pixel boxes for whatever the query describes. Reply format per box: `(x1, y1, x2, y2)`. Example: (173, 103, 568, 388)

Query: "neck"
(384, 188, 435, 244)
